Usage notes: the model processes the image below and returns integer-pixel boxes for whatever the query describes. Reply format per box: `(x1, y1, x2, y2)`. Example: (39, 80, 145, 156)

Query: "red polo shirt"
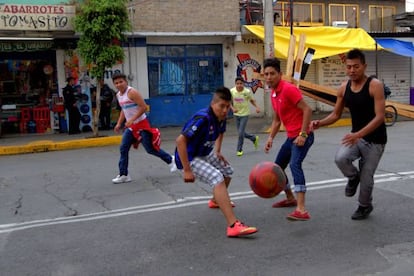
(270, 80, 304, 138)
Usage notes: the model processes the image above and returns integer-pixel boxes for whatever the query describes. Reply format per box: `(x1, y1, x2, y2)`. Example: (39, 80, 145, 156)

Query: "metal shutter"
(365, 51, 411, 104)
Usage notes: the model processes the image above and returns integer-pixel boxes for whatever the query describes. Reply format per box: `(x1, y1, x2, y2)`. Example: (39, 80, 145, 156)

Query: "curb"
(0, 118, 351, 156)
(263, 118, 351, 133)
(326, 118, 351, 128)
(0, 136, 121, 156)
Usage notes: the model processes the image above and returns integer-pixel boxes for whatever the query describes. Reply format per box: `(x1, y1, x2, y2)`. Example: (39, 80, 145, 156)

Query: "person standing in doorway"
(62, 77, 81, 135)
(310, 49, 387, 220)
(263, 57, 314, 221)
(99, 79, 115, 130)
(112, 72, 176, 184)
(175, 86, 258, 237)
(230, 76, 260, 157)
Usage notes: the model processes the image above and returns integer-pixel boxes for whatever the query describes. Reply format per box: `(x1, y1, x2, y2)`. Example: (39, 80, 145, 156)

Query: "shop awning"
(244, 25, 382, 60)
(375, 38, 414, 58)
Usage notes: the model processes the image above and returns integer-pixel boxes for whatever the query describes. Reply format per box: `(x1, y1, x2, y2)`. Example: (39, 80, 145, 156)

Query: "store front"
(0, 42, 58, 134)
(0, 2, 76, 135)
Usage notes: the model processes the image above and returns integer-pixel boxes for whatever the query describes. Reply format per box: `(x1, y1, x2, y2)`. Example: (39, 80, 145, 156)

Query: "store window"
(147, 44, 223, 97)
(369, 5, 396, 32)
(0, 50, 57, 134)
(329, 4, 359, 28)
(274, 1, 324, 26)
(0, 49, 57, 104)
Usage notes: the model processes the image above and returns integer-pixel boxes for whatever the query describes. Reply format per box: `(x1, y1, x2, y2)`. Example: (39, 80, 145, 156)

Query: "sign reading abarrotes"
(0, 4, 75, 31)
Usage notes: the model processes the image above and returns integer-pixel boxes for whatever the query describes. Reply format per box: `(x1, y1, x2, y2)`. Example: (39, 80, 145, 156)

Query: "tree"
(74, 0, 131, 136)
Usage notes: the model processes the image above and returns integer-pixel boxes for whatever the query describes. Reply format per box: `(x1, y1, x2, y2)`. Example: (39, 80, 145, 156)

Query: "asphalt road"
(1, 121, 414, 275)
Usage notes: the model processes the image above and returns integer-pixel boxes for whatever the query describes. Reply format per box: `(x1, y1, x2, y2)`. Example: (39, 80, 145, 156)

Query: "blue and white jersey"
(175, 107, 226, 169)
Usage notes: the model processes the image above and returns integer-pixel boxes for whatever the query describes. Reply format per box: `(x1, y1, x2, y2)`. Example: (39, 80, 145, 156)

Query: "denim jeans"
(275, 132, 314, 193)
(235, 115, 256, 152)
(335, 139, 385, 207)
(118, 128, 172, 176)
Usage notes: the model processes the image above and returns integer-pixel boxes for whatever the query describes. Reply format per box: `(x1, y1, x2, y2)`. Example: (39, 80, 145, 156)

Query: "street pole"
(263, 0, 275, 119)
(289, 0, 293, 34)
(264, 0, 275, 59)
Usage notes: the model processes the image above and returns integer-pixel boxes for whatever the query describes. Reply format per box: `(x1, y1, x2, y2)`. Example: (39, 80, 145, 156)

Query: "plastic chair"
(33, 107, 51, 133)
(19, 107, 31, 133)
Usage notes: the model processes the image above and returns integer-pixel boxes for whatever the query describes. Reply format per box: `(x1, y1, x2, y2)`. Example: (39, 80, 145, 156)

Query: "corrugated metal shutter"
(365, 51, 411, 104)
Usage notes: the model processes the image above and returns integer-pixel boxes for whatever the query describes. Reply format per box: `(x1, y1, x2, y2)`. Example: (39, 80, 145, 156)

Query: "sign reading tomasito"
(0, 4, 75, 31)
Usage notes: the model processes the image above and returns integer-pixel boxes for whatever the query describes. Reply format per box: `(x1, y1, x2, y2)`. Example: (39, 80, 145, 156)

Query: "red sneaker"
(208, 199, 235, 209)
(272, 199, 297, 208)
(227, 220, 258, 237)
(286, 210, 310, 221)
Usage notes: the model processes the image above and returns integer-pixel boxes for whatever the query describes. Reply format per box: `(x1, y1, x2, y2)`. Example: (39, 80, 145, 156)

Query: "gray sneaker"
(112, 175, 132, 184)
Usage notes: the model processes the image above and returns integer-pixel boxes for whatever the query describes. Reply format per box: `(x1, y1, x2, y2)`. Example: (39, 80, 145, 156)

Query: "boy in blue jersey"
(175, 87, 258, 238)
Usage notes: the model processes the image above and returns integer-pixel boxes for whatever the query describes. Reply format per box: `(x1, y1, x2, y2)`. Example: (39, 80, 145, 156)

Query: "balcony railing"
(239, 0, 325, 27)
(239, 0, 402, 32)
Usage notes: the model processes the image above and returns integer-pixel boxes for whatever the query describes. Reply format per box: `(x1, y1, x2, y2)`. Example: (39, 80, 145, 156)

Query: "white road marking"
(1, 171, 413, 234)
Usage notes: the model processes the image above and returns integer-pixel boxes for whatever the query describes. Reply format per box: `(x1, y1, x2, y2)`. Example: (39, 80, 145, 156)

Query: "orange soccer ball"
(249, 161, 287, 198)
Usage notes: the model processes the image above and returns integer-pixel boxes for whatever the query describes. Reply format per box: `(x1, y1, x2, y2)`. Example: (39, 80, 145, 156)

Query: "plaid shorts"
(190, 151, 234, 187)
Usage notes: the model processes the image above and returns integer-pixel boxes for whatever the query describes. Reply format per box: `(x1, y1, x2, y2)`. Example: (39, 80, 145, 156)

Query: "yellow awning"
(244, 25, 382, 60)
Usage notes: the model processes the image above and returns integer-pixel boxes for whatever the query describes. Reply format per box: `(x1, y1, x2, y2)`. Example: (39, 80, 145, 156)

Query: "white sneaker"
(169, 155, 177, 172)
(112, 175, 132, 184)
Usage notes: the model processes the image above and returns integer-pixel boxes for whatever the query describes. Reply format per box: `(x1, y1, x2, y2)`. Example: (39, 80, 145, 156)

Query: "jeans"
(335, 139, 385, 207)
(275, 132, 314, 193)
(99, 105, 112, 130)
(235, 115, 256, 152)
(118, 128, 172, 176)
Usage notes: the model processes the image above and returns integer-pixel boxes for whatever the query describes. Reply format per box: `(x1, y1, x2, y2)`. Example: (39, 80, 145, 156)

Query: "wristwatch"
(299, 131, 308, 138)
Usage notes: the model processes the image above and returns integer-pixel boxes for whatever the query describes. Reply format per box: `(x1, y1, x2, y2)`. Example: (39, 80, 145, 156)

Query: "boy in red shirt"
(263, 58, 314, 220)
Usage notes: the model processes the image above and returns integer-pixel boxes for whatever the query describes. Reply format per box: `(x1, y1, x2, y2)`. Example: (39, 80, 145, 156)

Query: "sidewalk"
(0, 115, 352, 156)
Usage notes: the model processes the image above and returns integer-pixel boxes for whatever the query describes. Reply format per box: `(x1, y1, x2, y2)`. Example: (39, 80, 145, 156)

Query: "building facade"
(239, 0, 413, 112)
(1, 0, 412, 134)
(0, 0, 78, 134)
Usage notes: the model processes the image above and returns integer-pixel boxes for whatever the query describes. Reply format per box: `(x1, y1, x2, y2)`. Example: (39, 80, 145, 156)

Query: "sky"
(407, 0, 414, 12)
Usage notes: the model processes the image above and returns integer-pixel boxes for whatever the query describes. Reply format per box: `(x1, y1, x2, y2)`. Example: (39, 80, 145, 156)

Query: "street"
(1, 120, 414, 275)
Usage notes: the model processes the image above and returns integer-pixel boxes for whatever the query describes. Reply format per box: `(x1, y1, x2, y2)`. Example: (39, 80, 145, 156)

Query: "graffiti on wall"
(236, 53, 263, 93)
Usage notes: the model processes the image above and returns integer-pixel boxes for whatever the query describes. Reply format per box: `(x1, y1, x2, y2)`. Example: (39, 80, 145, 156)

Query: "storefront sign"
(0, 41, 54, 52)
(0, 4, 75, 31)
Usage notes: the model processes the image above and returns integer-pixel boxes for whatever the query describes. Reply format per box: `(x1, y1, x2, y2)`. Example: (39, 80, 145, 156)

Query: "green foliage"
(74, 0, 131, 79)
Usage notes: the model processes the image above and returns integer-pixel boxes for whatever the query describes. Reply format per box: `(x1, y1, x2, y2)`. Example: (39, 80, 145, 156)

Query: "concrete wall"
(128, 0, 240, 32)
(1, 0, 70, 3)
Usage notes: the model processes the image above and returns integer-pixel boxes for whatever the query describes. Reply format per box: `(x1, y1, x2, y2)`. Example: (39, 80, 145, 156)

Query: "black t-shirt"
(344, 77, 387, 144)
(62, 85, 77, 108)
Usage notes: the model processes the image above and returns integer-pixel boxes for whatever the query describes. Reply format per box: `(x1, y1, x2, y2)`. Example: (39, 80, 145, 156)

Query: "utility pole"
(264, 0, 275, 59)
(263, 0, 275, 119)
